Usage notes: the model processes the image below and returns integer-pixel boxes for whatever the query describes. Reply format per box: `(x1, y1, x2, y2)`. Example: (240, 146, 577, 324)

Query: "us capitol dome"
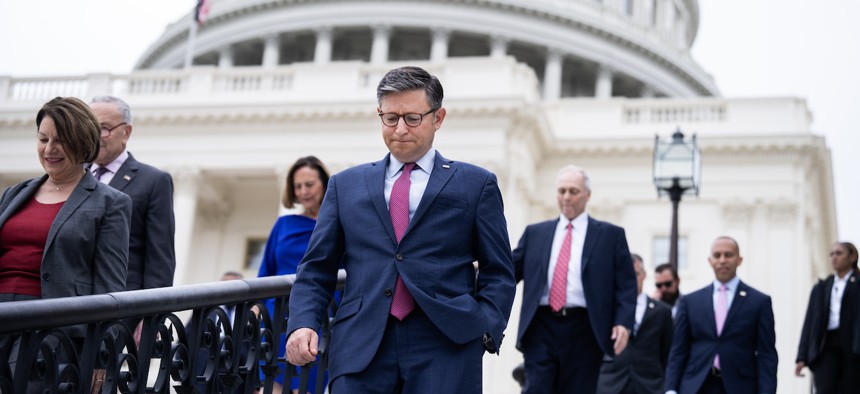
(0, 1, 835, 392)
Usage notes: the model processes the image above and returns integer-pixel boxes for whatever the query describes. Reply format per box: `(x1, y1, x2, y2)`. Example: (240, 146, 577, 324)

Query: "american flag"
(195, 0, 212, 25)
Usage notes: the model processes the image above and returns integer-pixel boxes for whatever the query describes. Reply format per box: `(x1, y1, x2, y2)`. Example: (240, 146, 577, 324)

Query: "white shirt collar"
(388, 148, 436, 178)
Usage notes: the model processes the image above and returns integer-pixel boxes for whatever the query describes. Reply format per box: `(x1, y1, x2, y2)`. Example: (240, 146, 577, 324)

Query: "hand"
(286, 328, 319, 366)
(134, 321, 143, 348)
(611, 325, 629, 355)
(91, 369, 106, 394)
(795, 361, 806, 377)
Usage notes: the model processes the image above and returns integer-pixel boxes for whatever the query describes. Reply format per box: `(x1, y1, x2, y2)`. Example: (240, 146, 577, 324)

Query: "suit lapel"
(722, 280, 749, 334)
(534, 220, 559, 283)
(365, 155, 397, 244)
(108, 153, 138, 191)
(0, 176, 45, 228)
(407, 152, 455, 236)
(699, 285, 717, 337)
(581, 217, 600, 271)
(44, 174, 97, 254)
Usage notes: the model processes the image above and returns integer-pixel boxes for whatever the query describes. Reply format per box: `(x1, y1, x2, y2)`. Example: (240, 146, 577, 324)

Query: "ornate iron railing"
(0, 272, 345, 393)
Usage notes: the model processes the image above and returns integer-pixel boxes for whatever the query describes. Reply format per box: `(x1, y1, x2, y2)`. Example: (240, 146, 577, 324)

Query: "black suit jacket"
(105, 152, 175, 290)
(514, 216, 636, 356)
(598, 296, 674, 394)
(796, 268, 860, 366)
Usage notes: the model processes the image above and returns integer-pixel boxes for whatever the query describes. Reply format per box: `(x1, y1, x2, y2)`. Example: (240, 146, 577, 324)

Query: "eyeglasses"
(655, 280, 675, 289)
(378, 109, 436, 127)
(100, 122, 127, 137)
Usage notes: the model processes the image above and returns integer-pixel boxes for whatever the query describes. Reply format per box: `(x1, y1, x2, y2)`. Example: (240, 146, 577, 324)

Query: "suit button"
(385, 289, 392, 296)
(42, 273, 50, 281)
(395, 254, 403, 261)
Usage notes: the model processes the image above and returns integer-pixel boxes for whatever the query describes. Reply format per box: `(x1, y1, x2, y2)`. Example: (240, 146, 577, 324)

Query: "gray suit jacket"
(0, 172, 131, 337)
(105, 152, 175, 290)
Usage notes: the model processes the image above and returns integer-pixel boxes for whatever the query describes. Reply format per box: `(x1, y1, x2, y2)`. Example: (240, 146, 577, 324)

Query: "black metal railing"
(0, 271, 345, 393)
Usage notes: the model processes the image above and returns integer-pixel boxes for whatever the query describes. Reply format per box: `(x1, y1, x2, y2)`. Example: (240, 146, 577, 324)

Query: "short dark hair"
(630, 253, 643, 264)
(376, 66, 444, 111)
(283, 156, 330, 209)
(36, 96, 100, 164)
(837, 241, 859, 270)
(654, 263, 679, 281)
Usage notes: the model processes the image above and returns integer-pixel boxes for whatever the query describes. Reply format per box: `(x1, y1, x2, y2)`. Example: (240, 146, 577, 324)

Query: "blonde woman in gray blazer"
(0, 97, 131, 371)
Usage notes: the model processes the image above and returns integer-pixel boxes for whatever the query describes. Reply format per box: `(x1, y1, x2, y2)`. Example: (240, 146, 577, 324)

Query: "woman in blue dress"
(257, 156, 331, 393)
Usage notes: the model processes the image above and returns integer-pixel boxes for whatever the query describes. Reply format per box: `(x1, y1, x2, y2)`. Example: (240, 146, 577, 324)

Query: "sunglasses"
(655, 280, 675, 289)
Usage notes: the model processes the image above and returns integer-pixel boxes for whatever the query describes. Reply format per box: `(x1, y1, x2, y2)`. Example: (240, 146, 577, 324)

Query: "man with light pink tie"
(664, 236, 777, 394)
(513, 165, 637, 394)
(284, 66, 515, 393)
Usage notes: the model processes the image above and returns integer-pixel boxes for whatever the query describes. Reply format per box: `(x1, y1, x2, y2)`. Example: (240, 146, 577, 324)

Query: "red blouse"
(0, 197, 64, 296)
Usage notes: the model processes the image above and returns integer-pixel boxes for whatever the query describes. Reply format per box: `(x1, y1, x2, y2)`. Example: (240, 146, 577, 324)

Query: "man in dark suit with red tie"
(513, 165, 637, 394)
(664, 236, 777, 394)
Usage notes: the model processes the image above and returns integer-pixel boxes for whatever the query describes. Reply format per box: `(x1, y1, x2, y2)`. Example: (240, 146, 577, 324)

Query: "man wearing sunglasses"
(653, 263, 682, 319)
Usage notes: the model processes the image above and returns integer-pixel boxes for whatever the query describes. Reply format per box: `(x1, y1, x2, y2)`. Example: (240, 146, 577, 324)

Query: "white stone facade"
(0, 1, 835, 392)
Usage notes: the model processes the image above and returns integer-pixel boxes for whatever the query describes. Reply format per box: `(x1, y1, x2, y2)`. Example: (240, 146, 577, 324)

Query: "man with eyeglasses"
(89, 96, 176, 328)
(285, 66, 515, 393)
(653, 263, 683, 319)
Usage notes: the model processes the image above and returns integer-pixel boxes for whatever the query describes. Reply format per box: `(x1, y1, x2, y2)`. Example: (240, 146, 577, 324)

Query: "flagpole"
(184, 16, 198, 69)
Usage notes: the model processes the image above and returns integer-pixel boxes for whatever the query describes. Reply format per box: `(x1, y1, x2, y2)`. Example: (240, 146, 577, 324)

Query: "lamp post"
(653, 128, 700, 272)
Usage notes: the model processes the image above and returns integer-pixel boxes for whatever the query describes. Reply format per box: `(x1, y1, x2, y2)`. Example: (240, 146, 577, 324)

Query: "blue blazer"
(0, 173, 131, 337)
(513, 216, 636, 356)
(286, 152, 516, 382)
(105, 152, 175, 290)
(665, 280, 778, 394)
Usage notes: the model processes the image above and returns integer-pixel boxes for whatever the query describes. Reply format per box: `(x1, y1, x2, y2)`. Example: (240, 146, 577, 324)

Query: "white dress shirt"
(634, 292, 647, 335)
(540, 212, 589, 308)
(828, 271, 851, 330)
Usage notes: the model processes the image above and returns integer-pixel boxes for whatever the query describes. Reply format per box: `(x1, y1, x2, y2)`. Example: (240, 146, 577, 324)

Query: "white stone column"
(371, 25, 391, 64)
(171, 167, 201, 286)
(314, 26, 333, 64)
(218, 46, 233, 68)
(595, 65, 614, 99)
(262, 33, 281, 68)
(430, 28, 449, 63)
(490, 35, 508, 59)
(543, 48, 562, 101)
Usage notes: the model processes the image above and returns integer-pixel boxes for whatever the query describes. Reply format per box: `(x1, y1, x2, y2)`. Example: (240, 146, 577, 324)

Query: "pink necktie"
(550, 222, 572, 312)
(94, 166, 109, 182)
(389, 163, 415, 320)
(714, 284, 728, 369)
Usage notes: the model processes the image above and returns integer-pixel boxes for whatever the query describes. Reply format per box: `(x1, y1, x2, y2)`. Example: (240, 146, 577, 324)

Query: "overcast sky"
(1, 0, 857, 246)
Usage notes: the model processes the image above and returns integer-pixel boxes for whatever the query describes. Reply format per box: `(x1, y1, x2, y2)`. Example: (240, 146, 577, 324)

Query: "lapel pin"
(648, 302, 654, 309)
(739, 290, 747, 297)
(123, 175, 131, 181)
(851, 277, 856, 283)
(442, 164, 450, 169)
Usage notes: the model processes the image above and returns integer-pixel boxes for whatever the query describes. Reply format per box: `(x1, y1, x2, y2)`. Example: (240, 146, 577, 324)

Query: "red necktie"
(550, 222, 572, 312)
(389, 163, 415, 320)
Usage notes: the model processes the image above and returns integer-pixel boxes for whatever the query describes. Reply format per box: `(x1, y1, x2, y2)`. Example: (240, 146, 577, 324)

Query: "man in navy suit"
(285, 66, 516, 393)
(664, 236, 777, 394)
(89, 96, 176, 345)
(513, 165, 636, 394)
(89, 95, 176, 292)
